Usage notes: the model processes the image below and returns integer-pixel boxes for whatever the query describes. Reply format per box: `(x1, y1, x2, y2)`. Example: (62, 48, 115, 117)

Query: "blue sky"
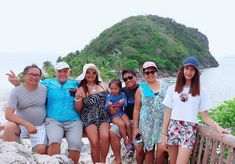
(0, 0, 235, 59)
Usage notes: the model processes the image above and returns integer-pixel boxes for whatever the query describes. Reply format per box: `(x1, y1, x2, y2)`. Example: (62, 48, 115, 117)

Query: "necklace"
(87, 84, 97, 94)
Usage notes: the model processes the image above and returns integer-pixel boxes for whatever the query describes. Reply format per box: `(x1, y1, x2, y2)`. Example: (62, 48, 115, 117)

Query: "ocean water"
(201, 55, 235, 107)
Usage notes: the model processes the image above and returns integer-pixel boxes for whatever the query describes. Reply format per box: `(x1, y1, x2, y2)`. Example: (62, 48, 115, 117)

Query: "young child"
(105, 78, 134, 150)
(161, 56, 228, 164)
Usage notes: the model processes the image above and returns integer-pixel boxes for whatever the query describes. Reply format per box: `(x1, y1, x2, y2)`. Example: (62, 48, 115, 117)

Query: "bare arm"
(5, 108, 37, 134)
(200, 111, 229, 136)
(74, 87, 85, 111)
(6, 70, 21, 86)
(160, 107, 172, 151)
(162, 107, 172, 135)
(133, 88, 141, 138)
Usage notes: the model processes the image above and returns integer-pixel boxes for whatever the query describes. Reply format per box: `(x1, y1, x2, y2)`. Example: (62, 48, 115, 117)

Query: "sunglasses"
(86, 71, 97, 76)
(123, 76, 134, 82)
(144, 70, 156, 75)
(27, 73, 41, 78)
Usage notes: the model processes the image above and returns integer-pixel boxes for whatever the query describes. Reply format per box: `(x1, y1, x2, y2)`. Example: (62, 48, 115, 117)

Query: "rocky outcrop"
(0, 140, 73, 164)
(0, 124, 136, 163)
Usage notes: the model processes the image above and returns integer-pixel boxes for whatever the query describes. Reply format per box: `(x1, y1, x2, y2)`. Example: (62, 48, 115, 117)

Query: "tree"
(42, 61, 55, 78)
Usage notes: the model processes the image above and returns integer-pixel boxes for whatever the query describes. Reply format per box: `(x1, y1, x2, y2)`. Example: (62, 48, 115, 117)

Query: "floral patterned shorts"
(167, 119, 197, 149)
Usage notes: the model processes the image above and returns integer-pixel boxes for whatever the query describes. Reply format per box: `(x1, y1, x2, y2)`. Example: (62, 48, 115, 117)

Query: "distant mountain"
(60, 15, 218, 77)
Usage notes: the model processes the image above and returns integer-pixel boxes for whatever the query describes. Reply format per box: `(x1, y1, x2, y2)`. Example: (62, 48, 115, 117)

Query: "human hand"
(108, 105, 119, 115)
(119, 99, 125, 105)
(75, 87, 86, 100)
(133, 128, 141, 139)
(107, 101, 113, 106)
(215, 124, 230, 137)
(25, 122, 37, 134)
(160, 134, 168, 151)
(6, 70, 20, 86)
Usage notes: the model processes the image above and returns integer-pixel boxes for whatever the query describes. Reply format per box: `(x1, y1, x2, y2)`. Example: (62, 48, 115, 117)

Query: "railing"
(191, 125, 235, 164)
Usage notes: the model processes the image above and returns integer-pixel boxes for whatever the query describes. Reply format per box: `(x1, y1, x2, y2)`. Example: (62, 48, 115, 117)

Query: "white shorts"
(19, 123, 47, 148)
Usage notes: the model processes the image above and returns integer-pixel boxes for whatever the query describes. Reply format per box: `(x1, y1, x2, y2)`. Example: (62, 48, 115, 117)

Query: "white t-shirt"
(162, 85, 211, 123)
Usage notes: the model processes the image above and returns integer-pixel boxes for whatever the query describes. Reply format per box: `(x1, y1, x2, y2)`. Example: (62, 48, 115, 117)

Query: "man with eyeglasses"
(109, 69, 139, 164)
(6, 62, 83, 164)
(3, 65, 47, 154)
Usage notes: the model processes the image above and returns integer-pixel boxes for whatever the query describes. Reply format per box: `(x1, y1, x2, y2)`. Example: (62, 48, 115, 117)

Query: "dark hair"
(175, 66, 200, 96)
(78, 75, 101, 96)
(23, 64, 42, 76)
(109, 78, 122, 90)
(122, 69, 137, 78)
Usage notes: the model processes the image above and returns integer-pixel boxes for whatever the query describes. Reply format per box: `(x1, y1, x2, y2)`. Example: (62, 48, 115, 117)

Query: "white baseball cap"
(142, 61, 158, 70)
(54, 62, 70, 70)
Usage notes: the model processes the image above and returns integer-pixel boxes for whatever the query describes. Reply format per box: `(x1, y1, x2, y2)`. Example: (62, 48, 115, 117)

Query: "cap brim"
(56, 67, 70, 70)
(143, 66, 158, 70)
(183, 64, 199, 70)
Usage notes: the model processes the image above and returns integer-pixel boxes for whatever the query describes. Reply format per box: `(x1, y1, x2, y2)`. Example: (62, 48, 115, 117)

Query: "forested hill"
(57, 15, 218, 78)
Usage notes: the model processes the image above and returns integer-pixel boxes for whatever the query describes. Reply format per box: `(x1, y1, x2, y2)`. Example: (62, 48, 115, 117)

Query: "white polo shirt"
(162, 85, 211, 123)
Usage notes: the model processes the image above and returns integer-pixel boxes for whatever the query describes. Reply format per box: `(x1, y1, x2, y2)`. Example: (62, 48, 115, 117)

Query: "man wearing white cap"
(7, 61, 83, 164)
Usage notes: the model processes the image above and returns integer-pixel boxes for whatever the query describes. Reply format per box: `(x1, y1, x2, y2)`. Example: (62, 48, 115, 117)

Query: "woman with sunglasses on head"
(161, 56, 228, 164)
(75, 63, 110, 163)
(133, 61, 167, 164)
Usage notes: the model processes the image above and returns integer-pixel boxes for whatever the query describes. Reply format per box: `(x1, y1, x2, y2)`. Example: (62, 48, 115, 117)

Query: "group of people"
(3, 56, 228, 164)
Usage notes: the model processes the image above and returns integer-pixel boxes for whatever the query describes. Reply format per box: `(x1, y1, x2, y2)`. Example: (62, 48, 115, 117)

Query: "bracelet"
(74, 98, 82, 102)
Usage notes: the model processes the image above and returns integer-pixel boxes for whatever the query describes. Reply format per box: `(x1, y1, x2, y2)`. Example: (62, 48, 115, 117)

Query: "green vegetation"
(209, 98, 235, 135)
(55, 15, 218, 80)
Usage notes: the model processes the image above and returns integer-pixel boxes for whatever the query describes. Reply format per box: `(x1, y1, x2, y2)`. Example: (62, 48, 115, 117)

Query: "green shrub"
(209, 98, 235, 135)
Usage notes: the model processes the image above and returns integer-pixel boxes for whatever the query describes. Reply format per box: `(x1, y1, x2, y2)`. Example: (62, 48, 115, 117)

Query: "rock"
(0, 139, 73, 164)
(33, 154, 73, 164)
(0, 126, 136, 164)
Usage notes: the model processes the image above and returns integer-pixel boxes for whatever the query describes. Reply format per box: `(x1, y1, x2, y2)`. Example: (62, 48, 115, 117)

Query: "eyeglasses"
(86, 71, 97, 76)
(123, 76, 133, 82)
(27, 73, 41, 78)
(144, 70, 156, 76)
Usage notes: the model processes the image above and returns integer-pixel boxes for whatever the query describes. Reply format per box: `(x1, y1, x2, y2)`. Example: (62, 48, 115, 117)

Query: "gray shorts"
(110, 120, 143, 145)
(110, 120, 133, 139)
(46, 118, 83, 152)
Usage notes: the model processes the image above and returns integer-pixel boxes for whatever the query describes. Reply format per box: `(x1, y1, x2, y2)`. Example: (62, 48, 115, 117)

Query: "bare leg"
(47, 142, 60, 155)
(112, 117, 128, 144)
(110, 131, 122, 164)
(176, 147, 192, 164)
(145, 149, 155, 164)
(135, 144, 144, 164)
(99, 122, 110, 163)
(121, 114, 133, 144)
(85, 124, 100, 163)
(3, 122, 20, 141)
(68, 150, 80, 164)
(168, 145, 178, 164)
(155, 143, 167, 164)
